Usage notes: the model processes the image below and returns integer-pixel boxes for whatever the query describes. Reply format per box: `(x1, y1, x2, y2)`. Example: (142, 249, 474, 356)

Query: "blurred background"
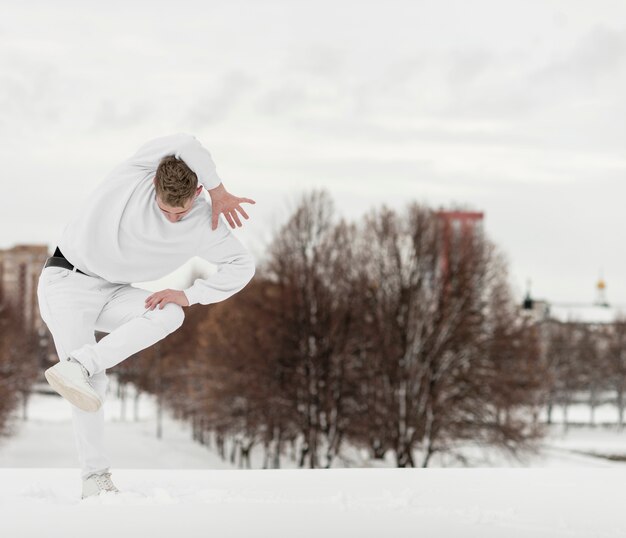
(1, 0, 626, 469)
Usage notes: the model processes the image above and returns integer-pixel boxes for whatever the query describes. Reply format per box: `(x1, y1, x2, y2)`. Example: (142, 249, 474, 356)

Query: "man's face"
(153, 178, 202, 222)
(156, 197, 194, 223)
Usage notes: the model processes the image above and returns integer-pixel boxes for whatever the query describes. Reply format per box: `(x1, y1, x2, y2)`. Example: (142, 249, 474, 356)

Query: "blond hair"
(154, 155, 198, 207)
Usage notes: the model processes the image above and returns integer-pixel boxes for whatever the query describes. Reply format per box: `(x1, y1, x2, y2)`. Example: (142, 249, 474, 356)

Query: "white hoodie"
(57, 133, 255, 306)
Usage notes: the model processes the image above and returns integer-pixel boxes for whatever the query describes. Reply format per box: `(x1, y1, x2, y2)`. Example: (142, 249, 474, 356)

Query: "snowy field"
(3, 467, 626, 537)
(2, 379, 626, 536)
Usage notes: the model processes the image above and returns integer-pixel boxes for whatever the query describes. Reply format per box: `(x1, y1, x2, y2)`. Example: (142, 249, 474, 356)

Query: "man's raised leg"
(73, 284, 185, 377)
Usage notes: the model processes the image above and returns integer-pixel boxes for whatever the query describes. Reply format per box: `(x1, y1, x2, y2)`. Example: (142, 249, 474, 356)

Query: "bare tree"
(263, 190, 363, 467)
(0, 300, 40, 437)
(119, 190, 549, 469)
(350, 203, 544, 467)
(604, 318, 626, 430)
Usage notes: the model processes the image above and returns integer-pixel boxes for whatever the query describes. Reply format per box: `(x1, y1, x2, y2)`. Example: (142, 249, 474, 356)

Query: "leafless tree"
(604, 318, 626, 430)
(118, 190, 548, 469)
(0, 300, 40, 437)
(349, 203, 544, 467)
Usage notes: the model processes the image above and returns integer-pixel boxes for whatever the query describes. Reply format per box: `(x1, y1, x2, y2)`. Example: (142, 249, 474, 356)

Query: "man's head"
(153, 155, 203, 222)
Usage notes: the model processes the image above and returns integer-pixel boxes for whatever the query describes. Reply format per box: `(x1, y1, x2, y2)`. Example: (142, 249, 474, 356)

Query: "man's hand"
(145, 289, 189, 310)
(208, 183, 255, 230)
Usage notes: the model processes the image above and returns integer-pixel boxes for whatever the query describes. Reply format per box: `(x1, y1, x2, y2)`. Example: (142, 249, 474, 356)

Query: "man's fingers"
(231, 210, 242, 227)
(211, 211, 219, 230)
(235, 205, 249, 220)
(239, 198, 256, 205)
(146, 293, 161, 309)
(224, 212, 236, 228)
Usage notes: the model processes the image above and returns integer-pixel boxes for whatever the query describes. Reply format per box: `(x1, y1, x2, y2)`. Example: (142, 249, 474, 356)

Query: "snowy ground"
(2, 380, 626, 536)
(0, 385, 233, 472)
(2, 467, 626, 537)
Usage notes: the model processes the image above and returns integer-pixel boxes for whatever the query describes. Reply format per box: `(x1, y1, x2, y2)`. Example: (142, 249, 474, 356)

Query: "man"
(36, 133, 256, 499)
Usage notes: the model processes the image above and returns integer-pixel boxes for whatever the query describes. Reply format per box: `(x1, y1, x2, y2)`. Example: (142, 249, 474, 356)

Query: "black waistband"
(49, 246, 87, 276)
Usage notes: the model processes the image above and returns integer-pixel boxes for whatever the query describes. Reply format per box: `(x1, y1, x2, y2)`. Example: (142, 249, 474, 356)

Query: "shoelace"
(80, 365, 93, 385)
(67, 357, 95, 387)
(94, 472, 119, 492)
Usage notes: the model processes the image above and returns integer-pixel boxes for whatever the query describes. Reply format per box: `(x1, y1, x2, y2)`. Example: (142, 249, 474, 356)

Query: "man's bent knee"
(146, 302, 185, 334)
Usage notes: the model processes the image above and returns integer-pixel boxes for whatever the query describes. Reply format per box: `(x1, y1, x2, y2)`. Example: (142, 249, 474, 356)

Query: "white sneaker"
(44, 357, 103, 412)
(82, 470, 120, 499)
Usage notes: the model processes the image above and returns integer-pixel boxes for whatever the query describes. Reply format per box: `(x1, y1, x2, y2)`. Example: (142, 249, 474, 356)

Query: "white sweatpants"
(36, 264, 185, 479)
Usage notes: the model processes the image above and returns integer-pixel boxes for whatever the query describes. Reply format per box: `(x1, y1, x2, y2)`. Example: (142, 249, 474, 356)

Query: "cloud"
(89, 99, 152, 132)
(2, 0, 626, 305)
(446, 49, 494, 88)
(530, 25, 626, 86)
(185, 71, 257, 129)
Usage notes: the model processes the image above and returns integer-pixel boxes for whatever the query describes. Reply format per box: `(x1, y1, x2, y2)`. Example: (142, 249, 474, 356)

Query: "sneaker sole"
(44, 367, 102, 412)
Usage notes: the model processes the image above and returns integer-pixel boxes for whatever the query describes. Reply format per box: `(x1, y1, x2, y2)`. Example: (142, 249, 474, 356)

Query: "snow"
(0, 387, 232, 471)
(2, 467, 626, 537)
(547, 303, 625, 324)
(3, 380, 626, 536)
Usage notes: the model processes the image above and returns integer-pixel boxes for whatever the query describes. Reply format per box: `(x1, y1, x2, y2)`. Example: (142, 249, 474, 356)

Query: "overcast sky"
(2, 0, 625, 304)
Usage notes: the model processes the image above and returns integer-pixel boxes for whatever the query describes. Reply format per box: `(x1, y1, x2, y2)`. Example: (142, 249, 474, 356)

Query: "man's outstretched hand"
(145, 289, 189, 310)
(208, 183, 255, 230)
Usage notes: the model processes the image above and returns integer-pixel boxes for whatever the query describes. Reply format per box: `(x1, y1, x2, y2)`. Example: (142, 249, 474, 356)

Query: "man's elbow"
(231, 252, 255, 288)
(243, 253, 256, 284)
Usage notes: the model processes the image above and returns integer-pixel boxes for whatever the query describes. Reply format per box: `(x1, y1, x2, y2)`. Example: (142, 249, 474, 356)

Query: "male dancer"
(36, 133, 256, 499)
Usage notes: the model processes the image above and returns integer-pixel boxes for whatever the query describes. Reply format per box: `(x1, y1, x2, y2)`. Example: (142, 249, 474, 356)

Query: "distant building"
(594, 275, 609, 307)
(521, 276, 625, 327)
(435, 209, 484, 277)
(547, 304, 623, 326)
(0, 244, 49, 334)
(521, 296, 551, 324)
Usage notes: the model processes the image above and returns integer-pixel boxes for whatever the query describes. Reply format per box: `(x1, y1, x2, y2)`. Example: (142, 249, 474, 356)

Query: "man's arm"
(146, 217, 255, 310)
(129, 132, 222, 191)
(182, 218, 256, 306)
(130, 133, 256, 230)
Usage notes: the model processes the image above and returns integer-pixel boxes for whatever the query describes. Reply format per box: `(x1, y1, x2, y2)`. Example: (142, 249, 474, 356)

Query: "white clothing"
(57, 132, 255, 306)
(37, 134, 255, 479)
(37, 265, 186, 478)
